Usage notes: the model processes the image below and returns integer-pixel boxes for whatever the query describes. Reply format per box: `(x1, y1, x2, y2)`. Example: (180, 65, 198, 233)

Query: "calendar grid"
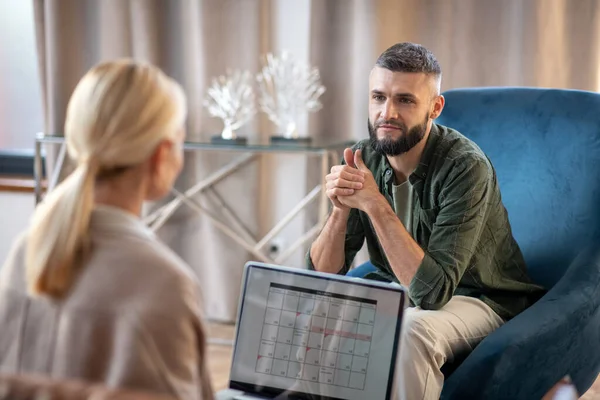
(256, 283, 376, 391)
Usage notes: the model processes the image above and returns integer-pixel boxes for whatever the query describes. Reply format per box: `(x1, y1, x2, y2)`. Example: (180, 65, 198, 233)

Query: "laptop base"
(216, 389, 270, 399)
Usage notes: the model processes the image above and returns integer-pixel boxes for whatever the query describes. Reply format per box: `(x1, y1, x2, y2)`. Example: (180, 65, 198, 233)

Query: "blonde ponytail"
(25, 59, 186, 298)
(26, 162, 97, 297)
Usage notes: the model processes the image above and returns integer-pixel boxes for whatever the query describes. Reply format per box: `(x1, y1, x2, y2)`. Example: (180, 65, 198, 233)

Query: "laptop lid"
(228, 262, 407, 400)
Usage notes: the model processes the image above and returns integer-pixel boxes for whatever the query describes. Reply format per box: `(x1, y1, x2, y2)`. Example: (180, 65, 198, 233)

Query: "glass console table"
(33, 133, 356, 265)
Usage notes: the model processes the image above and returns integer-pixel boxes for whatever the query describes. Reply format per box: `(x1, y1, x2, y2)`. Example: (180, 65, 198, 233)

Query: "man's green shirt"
(308, 124, 546, 320)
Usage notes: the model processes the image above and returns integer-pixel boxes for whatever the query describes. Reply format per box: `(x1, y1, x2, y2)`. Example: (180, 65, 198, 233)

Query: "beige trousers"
(395, 295, 504, 400)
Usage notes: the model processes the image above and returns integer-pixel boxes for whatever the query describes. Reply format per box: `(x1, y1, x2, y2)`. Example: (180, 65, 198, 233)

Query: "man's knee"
(401, 310, 435, 349)
(400, 309, 446, 365)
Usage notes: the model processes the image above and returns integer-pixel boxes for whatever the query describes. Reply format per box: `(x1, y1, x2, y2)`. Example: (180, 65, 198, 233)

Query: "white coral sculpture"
(203, 69, 256, 140)
(256, 51, 326, 138)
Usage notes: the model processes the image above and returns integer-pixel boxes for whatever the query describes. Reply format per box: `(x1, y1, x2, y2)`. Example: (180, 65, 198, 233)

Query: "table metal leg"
(275, 222, 323, 264)
(205, 188, 257, 244)
(145, 153, 255, 230)
(145, 146, 348, 268)
(254, 184, 322, 253)
(33, 139, 43, 205)
(49, 143, 67, 191)
(318, 151, 330, 226)
(170, 188, 274, 263)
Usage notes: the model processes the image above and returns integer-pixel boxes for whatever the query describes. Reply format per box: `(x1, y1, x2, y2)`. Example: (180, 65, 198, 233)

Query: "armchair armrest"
(441, 241, 600, 400)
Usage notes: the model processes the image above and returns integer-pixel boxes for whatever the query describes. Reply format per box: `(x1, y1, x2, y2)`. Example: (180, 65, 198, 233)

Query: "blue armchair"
(437, 87, 600, 399)
(352, 88, 600, 398)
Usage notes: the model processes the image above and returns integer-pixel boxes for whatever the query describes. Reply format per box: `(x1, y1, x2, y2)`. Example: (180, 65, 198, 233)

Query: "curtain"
(309, 0, 600, 133)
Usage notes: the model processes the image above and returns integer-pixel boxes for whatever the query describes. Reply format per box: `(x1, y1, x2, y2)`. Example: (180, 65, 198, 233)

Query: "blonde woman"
(0, 60, 214, 400)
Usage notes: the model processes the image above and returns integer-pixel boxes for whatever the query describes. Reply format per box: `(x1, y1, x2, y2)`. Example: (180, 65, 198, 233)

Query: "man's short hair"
(375, 42, 442, 81)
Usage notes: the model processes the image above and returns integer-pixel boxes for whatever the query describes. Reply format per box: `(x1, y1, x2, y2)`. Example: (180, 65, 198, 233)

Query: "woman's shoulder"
(143, 239, 199, 288)
(58, 235, 201, 320)
(83, 232, 202, 310)
(92, 230, 198, 285)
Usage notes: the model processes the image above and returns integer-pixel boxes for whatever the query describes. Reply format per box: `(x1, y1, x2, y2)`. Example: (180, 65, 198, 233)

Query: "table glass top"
(36, 133, 357, 154)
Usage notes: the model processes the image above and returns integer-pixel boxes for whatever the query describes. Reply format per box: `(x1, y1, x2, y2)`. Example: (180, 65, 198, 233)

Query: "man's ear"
(430, 94, 445, 120)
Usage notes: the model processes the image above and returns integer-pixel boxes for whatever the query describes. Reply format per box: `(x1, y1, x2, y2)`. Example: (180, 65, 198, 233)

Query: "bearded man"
(307, 42, 546, 399)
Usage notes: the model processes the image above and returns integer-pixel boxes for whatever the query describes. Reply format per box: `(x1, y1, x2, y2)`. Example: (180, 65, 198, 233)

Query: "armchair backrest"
(437, 87, 600, 288)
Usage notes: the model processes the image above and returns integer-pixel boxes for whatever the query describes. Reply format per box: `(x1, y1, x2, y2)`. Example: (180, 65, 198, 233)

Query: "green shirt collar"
(411, 122, 442, 183)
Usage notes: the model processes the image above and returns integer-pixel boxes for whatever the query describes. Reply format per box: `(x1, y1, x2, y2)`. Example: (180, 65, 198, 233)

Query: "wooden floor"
(206, 323, 235, 391)
(206, 323, 600, 399)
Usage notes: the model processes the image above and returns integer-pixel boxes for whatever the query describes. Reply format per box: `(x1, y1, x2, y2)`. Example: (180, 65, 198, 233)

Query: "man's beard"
(368, 114, 429, 156)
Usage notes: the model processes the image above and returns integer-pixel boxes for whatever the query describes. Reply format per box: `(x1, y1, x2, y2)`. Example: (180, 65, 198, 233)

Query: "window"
(0, 0, 44, 175)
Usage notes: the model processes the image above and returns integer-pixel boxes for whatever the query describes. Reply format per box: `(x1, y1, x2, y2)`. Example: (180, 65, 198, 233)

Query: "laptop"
(216, 262, 408, 400)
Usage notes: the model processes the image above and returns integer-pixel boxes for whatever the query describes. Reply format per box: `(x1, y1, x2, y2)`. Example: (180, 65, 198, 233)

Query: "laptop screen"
(229, 263, 406, 400)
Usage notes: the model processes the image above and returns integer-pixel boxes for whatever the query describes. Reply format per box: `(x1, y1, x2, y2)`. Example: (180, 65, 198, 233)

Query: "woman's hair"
(26, 59, 187, 298)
